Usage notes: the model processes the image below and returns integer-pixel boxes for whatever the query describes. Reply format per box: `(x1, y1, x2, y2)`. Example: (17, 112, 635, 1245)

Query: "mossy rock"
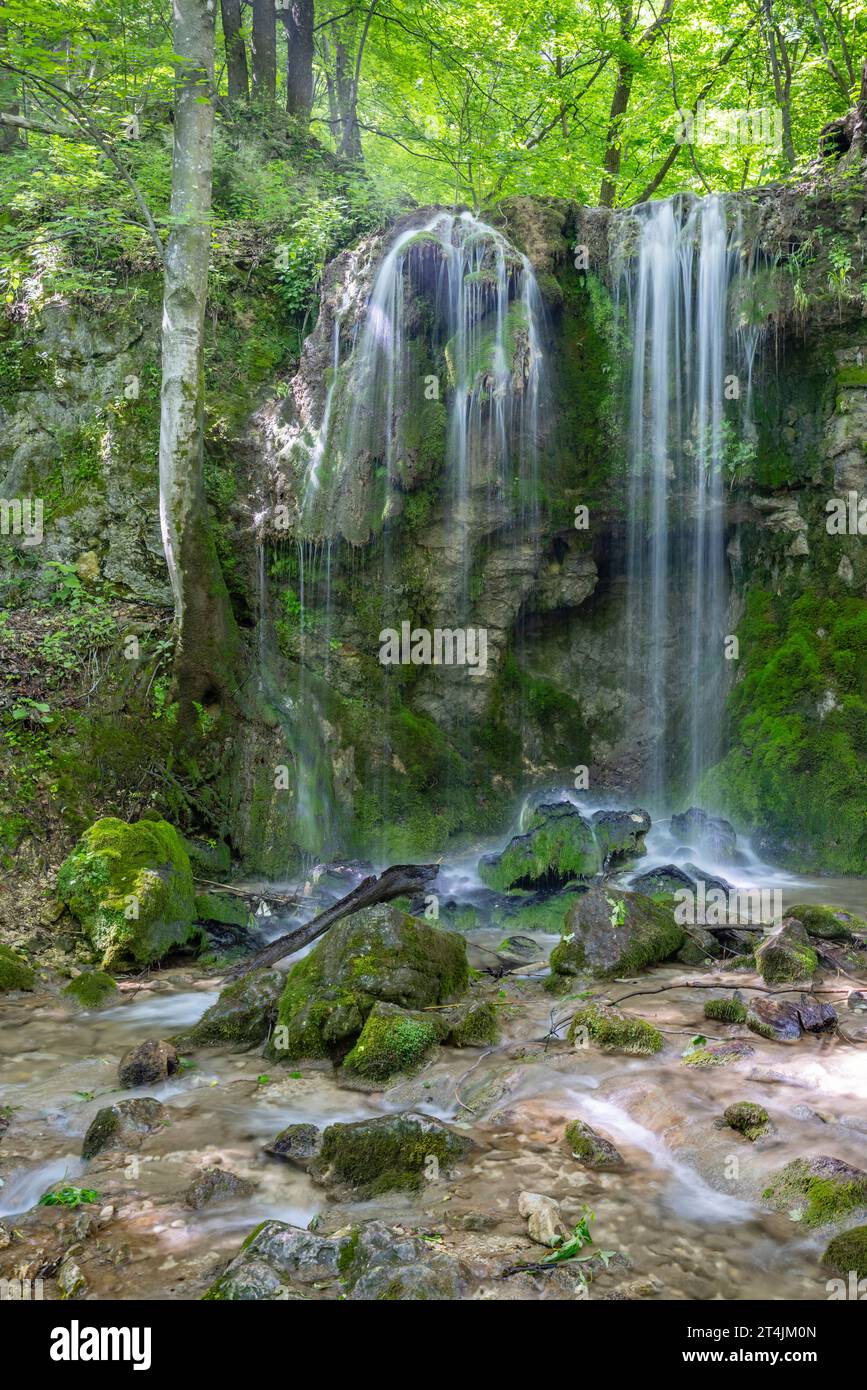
(567, 1001, 663, 1055)
(56, 817, 198, 969)
(342, 1002, 442, 1083)
(677, 926, 723, 966)
(821, 1225, 867, 1280)
(182, 836, 232, 877)
(176, 968, 283, 1047)
(194, 892, 254, 931)
(763, 1156, 867, 1227)
(755, 920, 818, 984)
(478, 802, 600, 893)
(0, 943, 36, 991)
(548, 885, 685, 982)
(704, 995, 747, 1023)
(683, 1040, 754, 1067)
(723, 1101, 769, 1141)
(271, 904, 468, 1063)
(590, 809, 651, 867)
(308, 1112, 473, 1198)
(81, 1097, 168, 1159)
(62, 971, 117, 1008)
(444, 998, 499, 1047)
(787, 904, 865, 941)
(565, 1118, 623, 1168)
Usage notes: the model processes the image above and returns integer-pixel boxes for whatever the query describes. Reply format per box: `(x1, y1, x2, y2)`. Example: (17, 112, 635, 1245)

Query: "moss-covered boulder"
(444, 998, 499, 1047)
(56, 818, 198, 969)
(0, 943, 35, 991)
(176, 969, 283, 1048)
(746, 996, 802, 1041)
(194, 892, 254, 931)
(723, 1102, 770, 1141)
(308, 1112, 473, 1197)
(786, 903, 865, 941)
(478, 801, 600, 892)
(342, 1002, 443, 1083)
(62, 971, 117, 1008)
(567, 1001, 663, 1054)
(264, 1123, 322, 1163)
(755, 918, 818, 984)
(763, 1156, 867, 1227)
(270, 904, 468, 1063)
(81, 1097, 168, 1158)
(676, 925, 723, 966)
(704, 995, 747, 1023)
(821, 1225, 867, 1280)
(590, 809, 651, 867)
(682, 1040, 754, 1067)
(565, 1118, 624, 1167)
(548, 885, 685, 982)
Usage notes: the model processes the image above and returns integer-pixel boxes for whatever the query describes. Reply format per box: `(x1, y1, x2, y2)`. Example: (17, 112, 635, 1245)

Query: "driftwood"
(228, 862, 439, 977)
(194, 877, 303, 908)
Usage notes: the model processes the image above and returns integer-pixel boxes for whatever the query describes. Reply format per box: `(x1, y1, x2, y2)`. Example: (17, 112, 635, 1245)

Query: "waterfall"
(616, 194, 752, 807)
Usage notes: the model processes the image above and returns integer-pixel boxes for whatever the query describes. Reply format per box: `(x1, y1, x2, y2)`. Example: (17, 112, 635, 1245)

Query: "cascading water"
(615, 194, 755, 808)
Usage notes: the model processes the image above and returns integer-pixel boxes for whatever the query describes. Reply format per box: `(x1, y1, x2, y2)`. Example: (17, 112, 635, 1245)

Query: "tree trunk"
(599, 59, 634, 207)
(159, 0, 240, 710)
(282, 0, 314, 120)
(0, 3, 23, 152)
(251, 0, 277, 106)
(334, 37, 361, 158)
(220, 0, 249, 103)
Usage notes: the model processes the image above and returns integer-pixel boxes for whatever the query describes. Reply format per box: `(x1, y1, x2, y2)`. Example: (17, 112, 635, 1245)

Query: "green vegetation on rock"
(567, 1001, 663, 1055)
(0, 943, 35, 990)
(723, 1101, 770, 1140)
(549, 885, 684, 982)
(308, 1113, 472, 1197)
(62, 971, 117, 1007)
(821, 1225, 867, 1280)
(704, 996, 747, 1023)
(342, 1001, 441, 1082)
(763, 1156, 867, 1227)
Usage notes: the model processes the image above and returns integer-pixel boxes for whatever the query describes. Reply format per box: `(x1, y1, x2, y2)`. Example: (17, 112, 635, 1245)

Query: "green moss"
(176, 968, 283, 1047)
(822, 1225, 867, 1279)
(479, 805, 600, 892)
(194, 891, 253, 930)
(763, 1157, 867, 1227)
(342, 1003, 440, 1081)
(445, 998, 499, 1047)
(682, 1040, 754, 1067)
(311, 1114, 471, 1197)
(62, 971, 117, 1007)
(56, 817, 198, 969)
(722, 953, 756, 971)
(787, 903, 864, 940)
(564, 1118, 622, 1167)
(567, 1002, 663, 1055)
(723, 1101, 769, 1141)
(704, 997, 748, 1023)
(549, 886, 684, 980)
(0, 943, 36, 990)
(755, 935, 818, 984)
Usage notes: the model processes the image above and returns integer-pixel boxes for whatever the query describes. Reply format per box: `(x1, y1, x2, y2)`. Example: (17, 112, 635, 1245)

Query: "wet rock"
(548, 885, 684, 982)
(62, 971, 117, 1008)
(723, 1102, 770, 1141)
(193, 891, 254, 931)
(204, 1219, 468, 1301)
(590, 809, 651, 868)
(264, 1123, 322, 1163)
(795, 994, 837, 1033)
(184, 1167, 254, 1210)
(703, 994, 747, 1023)
(518, 1191, 565, 1247)
(821, 1225, 867, 1280)
(57, 1258, 86, 1300)
(176, 969, 283, 1048)
(682, 1040, 755, 1067)
(82, 1098, 168, 1158)
(342, 1001, 443, 1083)
(630, 863, 695, 896)
(0, 943, 35, 991)
(118, 1039, 179, 1088)
(746, 996, 802, 1042)
(307, 1112, 472, 1198)
(670, 808, 737, 860)
(787, 903, 865, 941)
(443, 997, 499, 1047)
(56, 817, 198, 969)
(271, 903, 468, 1063)
(567, 1001, 663, 1054)
(763, 1155, 867, 1227)
(755, 918, 818, 984)
(479, 801, 600, 892)
(677, 925, 723, 966)
(565, 1118, 624, 1168)
(847, 991, 867, 1013)
(682, 863, 735, 896)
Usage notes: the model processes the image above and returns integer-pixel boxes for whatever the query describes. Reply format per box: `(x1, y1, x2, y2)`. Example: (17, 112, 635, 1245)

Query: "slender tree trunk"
(599, 0, 672, 207)
(159, 0, 239, 709)
(334, 37, 361, 158)
(0, 3, 23, 152)
(282, 0, 314, 120)
(220, 0, 249, 103)
(762, 0, 796, 168)
(251, 0, 277, 106)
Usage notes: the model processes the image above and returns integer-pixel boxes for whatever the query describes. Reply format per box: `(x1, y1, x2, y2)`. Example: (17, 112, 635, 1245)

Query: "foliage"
(38, 1184, 100, 1208)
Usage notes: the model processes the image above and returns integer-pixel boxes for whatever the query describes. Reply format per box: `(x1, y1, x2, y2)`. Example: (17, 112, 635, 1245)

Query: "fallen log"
(227, 862, 440, 978)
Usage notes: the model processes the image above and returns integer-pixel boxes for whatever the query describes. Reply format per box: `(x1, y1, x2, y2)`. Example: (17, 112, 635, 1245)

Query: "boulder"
(443, 998, 499, 1047)
(630, 863, 695, 896)
(342, 1001, 443, 1083)
(568, 1002, 663, 1055)
(118, 1039, 179, 1088)
(822, 1225, 867, 1280)
(590, 809, 651, 868)
(786, 903, 865, 941)
(478, 801, 600, 892)
(723, 1102, 770, 1141)
(203, 1219, 469, 1301)
(763, 1155, 867, 1227)
(682, 1040, 755, 1067)
(0, 944, 36, 991)
(746, 997, 802, 1042)
(264, 1124, 322, 1163)
(755, 918, 818, 984)
(271, 904, 468, 1062)
(193, 891, 255, 931)
(176, 969, 282, 1047)
(518, 1191, 565, 1246)
(307, 1112, 472, 1198)
(565, 1118, 624, 1168)
(670, 808, 737, 860)
(62, 971, 117, 1008)
(185, 1167, 254, 1210)
(795, 994, 838, 1033)
(82, 1098, 168, 1158)
(56, 817, 199, 969)
(548, 885, 684, 982)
